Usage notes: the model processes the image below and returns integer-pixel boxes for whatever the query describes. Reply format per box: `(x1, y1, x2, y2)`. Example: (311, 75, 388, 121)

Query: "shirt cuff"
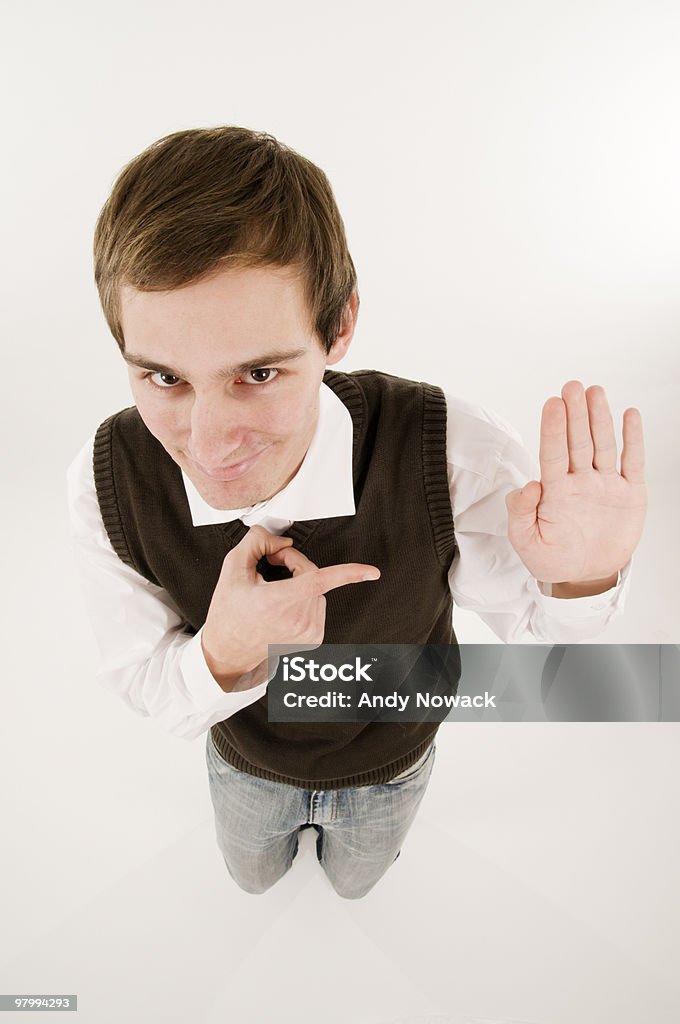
(179, 626, 272, 714)
(533, 558, 632, 615)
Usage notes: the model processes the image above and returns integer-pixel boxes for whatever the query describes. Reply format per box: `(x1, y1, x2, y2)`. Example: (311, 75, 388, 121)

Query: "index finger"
(287, 562, 381, 599)
(539, 396, 569, 484)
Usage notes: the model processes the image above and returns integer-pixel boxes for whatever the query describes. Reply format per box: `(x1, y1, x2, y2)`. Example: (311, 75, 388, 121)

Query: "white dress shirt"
(66, 381, 632, 741)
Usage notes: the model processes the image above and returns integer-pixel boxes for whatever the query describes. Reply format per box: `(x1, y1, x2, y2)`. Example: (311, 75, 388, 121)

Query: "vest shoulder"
(94, 406, 166, 460)
(95, 406, 145, 437)
(326, 368, 431, 392)
(323, 369, 445, 412)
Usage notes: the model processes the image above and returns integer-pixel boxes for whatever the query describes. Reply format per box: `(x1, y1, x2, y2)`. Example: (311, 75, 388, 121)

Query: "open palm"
(505, 381, 647, 585)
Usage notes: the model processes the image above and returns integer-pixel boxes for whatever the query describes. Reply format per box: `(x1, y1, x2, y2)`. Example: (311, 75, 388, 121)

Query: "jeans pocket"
(207, 731, 237, 772)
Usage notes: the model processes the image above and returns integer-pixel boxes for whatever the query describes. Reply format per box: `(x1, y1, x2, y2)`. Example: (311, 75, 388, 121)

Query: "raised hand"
(504, 380, 647, 587)
(201, 525, 381, 690)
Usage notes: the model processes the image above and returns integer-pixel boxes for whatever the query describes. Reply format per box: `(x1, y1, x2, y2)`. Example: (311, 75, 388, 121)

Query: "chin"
(178, 442, 294, 512)
(198, 478, 268, 511)
(174, 448, 268, 508)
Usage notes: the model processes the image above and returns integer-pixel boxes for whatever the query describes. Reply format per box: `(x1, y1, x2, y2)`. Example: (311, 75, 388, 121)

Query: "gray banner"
(266, 644, 680, 722)
(0, 996, 77, 1011)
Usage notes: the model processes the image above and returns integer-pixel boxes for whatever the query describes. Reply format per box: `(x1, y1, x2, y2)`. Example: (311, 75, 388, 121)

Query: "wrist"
(200, 632, 258, 691)
(549, 572, 619, 599)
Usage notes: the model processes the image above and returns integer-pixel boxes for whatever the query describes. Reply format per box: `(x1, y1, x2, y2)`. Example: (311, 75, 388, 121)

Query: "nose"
(186, 392, 249, 472)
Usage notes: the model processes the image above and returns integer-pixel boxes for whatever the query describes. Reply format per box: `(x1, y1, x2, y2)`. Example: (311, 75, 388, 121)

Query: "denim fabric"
(205, 732, 436, 899)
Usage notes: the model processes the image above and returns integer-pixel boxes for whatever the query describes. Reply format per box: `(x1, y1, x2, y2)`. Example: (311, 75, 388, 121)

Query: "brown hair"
(93, 126, 358, 354)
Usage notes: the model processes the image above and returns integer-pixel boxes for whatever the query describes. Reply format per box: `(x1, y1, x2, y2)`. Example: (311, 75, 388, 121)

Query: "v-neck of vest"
(208, 369, 366, 552)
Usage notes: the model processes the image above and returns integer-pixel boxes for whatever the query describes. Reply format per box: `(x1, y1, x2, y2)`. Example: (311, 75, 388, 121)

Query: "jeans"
(205, 731, 436, 899)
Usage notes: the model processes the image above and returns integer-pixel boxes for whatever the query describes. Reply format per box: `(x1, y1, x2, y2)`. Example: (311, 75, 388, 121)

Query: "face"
(120, 264, 355, 510)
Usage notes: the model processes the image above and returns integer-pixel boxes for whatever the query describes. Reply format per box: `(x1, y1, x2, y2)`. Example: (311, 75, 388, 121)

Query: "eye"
(241, 368, 280, 385)
(144, 372, 184, 389)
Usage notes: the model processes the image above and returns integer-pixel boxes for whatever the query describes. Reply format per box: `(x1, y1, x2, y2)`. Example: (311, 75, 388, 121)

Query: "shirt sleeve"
(65, 434, 273, 741)
(443, 393, 633, 644)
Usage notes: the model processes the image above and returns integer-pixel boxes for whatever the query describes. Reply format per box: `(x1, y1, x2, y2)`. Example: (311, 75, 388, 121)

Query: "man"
(67, 126, 647, 899)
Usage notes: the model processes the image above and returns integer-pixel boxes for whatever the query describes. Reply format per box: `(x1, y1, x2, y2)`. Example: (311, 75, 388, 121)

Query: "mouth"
(191, 445, 271, 482)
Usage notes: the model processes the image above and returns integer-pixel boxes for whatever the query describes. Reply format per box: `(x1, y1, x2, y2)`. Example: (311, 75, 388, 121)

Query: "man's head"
(93, 127, 358, 509)
(94, 126, 358, 356)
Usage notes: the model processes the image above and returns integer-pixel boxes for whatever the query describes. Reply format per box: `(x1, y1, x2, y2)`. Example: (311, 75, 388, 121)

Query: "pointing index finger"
(290, 562, 381, 598)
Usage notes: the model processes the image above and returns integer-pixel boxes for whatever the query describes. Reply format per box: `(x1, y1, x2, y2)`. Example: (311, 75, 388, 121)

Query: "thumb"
(228, 525, 294, 577)
(505, 481, 541, 520)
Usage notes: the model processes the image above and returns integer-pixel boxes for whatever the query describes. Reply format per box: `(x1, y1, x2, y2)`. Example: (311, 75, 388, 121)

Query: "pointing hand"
(201, 525, 381, 690)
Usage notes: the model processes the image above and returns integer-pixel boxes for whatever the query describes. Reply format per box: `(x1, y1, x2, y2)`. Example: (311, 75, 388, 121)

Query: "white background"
(2, 2, 679, 1023)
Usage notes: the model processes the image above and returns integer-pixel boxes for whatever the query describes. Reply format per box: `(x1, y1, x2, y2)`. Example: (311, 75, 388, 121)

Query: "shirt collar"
(181, 380, 356, 528)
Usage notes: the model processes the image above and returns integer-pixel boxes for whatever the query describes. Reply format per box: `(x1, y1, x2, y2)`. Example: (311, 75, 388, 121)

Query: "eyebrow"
(122, 347, 309, 380)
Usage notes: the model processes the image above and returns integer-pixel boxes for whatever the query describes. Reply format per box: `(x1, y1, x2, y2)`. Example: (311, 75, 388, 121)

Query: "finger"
(287, 562, 381, 599)
(620, 408, 646, 485)
(584, 385, 618, 475)
(267, 545, 319, 576)
(562, 379, 594, 473)
(539, 396, 569, 484)
(229, 525, 294, 578)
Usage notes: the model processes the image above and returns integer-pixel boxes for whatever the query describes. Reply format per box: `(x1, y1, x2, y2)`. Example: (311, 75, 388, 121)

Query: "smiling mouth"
(190, 446, 271, 482)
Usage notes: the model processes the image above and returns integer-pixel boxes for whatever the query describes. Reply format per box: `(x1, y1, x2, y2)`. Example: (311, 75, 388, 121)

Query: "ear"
(325, 290, 359, 366)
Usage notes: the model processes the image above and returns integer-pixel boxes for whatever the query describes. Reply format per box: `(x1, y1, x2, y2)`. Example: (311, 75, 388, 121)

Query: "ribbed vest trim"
(210, 728, 436, 790)
(93, 412, 139, 575)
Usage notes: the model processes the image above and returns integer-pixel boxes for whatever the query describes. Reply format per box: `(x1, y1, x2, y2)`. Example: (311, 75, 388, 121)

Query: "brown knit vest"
(93, 369, 459, 788)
